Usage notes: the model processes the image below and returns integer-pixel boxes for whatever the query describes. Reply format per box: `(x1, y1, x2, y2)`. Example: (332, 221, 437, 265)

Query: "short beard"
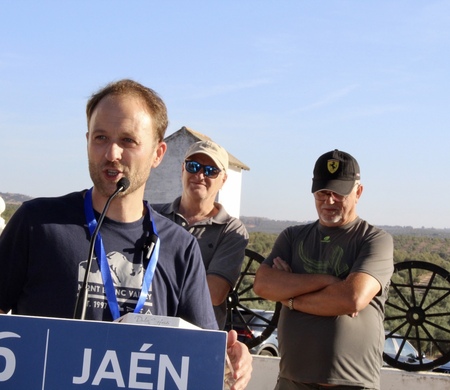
(320, 213, 343, 225)
(88, 162, 124, 198)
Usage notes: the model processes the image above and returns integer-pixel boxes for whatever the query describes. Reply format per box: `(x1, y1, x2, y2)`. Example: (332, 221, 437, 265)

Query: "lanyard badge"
(83, 188, 159, 320)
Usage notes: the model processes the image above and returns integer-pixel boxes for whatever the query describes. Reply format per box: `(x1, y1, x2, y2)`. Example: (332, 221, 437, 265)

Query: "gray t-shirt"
(153, 197, 249, 328)
(263, 218, 393, 389)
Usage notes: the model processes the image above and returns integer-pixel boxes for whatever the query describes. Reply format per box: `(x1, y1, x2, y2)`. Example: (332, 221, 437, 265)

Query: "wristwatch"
(288, 297, 294, 311)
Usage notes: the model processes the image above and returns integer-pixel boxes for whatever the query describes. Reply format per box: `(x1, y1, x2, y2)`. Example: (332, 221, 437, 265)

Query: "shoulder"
(151, 207, 197, 243)
(2, 192, 86, 240)
(23, 191, 84, 207)
(354, 218, 393, 241)
(11, 191, 85, 221)
(213, 203, 248, 234)
(346, 219, 394, 254)
(151, 197, 180, 217)
(283, 221, 317, 236)
(151, 202, 172, 214)
(271, 222, 317, 247)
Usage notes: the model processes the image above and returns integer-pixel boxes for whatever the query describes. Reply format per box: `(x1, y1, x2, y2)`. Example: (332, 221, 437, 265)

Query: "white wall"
(218, 166, 243, 218)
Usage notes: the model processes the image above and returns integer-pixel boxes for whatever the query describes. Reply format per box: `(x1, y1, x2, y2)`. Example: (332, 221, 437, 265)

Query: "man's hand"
(226, 329, 252, 390)
(272, 257, 292, 273)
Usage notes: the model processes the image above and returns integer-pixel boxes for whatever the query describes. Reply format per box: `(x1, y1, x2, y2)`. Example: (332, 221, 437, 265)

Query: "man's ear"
(152, 142, 167, 168)
(221, 173, 228, 187)
(355, 184, 364, 202)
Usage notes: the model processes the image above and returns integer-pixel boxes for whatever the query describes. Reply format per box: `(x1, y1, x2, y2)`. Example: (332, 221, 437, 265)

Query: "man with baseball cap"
(311, 149, 362, 227)
(311, 149, 361, 195)
(153, 140, 248, 329)
(185, 139, 229, 171)
(254, 150, 394, 390)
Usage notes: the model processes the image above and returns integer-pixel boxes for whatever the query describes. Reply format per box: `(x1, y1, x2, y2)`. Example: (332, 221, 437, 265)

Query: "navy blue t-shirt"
(0, 191, 218, 330)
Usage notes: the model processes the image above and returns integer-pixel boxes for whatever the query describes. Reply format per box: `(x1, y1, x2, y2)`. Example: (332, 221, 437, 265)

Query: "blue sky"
(1, 1, 449, 228)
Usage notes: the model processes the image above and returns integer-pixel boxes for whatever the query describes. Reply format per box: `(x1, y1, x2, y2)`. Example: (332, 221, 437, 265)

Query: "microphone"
(74, 177, 130, 320)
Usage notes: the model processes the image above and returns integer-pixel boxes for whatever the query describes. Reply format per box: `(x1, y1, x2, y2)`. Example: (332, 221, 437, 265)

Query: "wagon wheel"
(226, 248, 281, 349)
(384, 260, 450, 371)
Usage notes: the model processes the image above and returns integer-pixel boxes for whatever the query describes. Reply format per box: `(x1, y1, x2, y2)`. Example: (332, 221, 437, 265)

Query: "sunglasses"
(184, 160, 221, 178)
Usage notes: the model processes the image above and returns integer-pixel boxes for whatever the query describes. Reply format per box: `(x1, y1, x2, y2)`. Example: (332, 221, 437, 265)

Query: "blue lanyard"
(83, 188, 160, 320)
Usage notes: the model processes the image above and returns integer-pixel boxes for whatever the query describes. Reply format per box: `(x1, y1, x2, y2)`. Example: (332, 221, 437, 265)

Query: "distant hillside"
(241, 216, 311, 234)
(0, 192, 33, 223)
(1, 193, 450, 238)
(240, 216, 450, 238)
(0, 192, 33, 204)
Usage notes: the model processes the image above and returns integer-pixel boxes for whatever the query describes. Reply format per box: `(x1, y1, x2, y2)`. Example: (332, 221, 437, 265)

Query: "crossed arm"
(253, 257, 381, 317)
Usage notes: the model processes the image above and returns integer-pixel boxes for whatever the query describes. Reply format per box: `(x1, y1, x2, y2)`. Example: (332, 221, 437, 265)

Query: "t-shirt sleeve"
(176, 238, 219, 330)
(206, 218, 249, 287)
(351, 228, 394, 294)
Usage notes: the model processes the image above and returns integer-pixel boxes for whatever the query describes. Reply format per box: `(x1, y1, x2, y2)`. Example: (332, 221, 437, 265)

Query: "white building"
(144, 127, 249, 218)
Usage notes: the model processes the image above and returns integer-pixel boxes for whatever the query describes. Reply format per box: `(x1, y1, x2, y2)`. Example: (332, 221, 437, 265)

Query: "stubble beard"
(88, 161, 151, 199)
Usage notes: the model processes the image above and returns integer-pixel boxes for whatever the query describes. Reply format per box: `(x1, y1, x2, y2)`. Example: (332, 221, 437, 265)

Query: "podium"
(0, 314, 227, 389)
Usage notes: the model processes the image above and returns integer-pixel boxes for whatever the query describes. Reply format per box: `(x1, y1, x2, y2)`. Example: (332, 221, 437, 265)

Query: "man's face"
(86, 95, 165, 198)
(181, 153, 227, 203)
(314, 184, 363, 227)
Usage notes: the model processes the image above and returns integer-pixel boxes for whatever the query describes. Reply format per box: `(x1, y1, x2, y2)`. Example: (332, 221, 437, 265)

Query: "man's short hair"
(86, 79, 168, 142)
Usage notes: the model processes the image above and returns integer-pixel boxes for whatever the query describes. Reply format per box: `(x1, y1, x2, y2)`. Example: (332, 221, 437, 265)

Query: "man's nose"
(105, 143, 123, 162)
(325, 194, 336, 204)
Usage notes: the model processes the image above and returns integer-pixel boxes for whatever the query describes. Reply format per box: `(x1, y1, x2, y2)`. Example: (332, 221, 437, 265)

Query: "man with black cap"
(153, 140, 249, 329)
(254, 149, 394, 390)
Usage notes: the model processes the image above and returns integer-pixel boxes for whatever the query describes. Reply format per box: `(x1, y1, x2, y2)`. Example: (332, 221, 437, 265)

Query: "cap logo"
(327, 159, 339, 174)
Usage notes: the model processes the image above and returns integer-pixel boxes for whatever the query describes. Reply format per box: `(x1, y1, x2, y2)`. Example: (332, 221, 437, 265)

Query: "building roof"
(165, 126, 250, 171)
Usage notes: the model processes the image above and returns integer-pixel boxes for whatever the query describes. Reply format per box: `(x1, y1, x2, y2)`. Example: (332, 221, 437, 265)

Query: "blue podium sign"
(0, 314, 227, 389)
